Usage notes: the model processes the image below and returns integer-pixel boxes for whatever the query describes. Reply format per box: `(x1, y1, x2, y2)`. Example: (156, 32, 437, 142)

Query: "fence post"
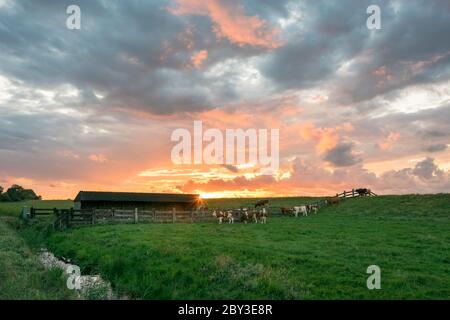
(65, 211, 70, 229)
(91, 210, 96, 225)
(352, 189, 355, 197)
(172, 208, 176, 223)
(134, 208, 138, 224)
(190, 210, 193, 223)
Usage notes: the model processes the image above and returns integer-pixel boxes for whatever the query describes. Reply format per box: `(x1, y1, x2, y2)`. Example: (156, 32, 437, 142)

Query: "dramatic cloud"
(169, 0, 282, 48)
(323, 143, 362, 167)
(424, 144, 448, 153)
(1, 0, 449, 198)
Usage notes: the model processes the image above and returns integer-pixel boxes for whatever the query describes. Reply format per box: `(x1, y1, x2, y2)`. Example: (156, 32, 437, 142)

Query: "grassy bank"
(0, 218, 75, 299)
(31, 194, 450, 299)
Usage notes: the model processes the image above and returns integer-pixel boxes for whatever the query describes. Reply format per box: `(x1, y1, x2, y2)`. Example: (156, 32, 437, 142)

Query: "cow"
(355, 188, 369, 197)
(281, 207, 294, 215)
(306, 204, 319, 214)
(255, 199, 269, 208)
(212, 210, 225, 224)
(256, 208, 268, 224)
(213, 210, 235, 224)
(293, 206, 308, 217)
(240, 210, 251, 223)
(240, 209, 259, 223)
(327, 196, 341, 206)
(225, 210, 234, 224)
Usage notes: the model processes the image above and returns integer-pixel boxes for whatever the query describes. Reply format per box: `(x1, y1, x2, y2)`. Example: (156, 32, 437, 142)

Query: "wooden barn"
(74, 191, 200, 211)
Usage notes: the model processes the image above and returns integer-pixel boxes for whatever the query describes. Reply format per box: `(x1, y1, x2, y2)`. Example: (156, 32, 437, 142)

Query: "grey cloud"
(0, 0, 279, 116)
(424, 144, 448, 153)
(412, 157, 443, 180)
(323, 142, 362, 167)
(261, 0, 450, 106)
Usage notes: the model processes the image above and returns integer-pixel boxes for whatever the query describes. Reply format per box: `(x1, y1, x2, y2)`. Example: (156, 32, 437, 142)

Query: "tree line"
(0, 184, 41, 202)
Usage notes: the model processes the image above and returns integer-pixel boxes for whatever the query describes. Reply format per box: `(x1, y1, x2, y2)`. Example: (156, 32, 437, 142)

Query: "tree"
(4, 184, 40, 202)
(0, 185, 3, 194)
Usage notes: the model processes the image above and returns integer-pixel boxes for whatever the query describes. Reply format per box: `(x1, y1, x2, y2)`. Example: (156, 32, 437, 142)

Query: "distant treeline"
(0, 184, 41, 202)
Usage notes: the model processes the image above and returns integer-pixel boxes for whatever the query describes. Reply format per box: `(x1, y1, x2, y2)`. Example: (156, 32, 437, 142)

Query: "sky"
(1, 0, 450, 199)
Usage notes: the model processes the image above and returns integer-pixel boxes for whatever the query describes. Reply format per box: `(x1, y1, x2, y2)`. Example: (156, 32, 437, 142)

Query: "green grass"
(14, 194, 447, 300)
(0, 200, 72, 217)
(0, 218, 75, 299)
(1, 195, 449, 299)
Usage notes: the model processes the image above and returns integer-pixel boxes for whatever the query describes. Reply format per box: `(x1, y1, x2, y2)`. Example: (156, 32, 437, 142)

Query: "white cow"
(293, 206, 308, 217)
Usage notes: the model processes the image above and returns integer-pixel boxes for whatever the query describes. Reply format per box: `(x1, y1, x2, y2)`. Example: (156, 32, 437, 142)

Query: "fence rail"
(26, 207, 218, 230)
(335, 189, 377, 199)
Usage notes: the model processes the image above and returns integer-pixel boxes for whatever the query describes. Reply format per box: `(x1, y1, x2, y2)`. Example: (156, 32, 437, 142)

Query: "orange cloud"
(191, 50, 208, 68)
(88, 154, 108, 163)
(299, 123, 354, 154)
(378, 132, 400, 151)
(169, 0, 281, 48)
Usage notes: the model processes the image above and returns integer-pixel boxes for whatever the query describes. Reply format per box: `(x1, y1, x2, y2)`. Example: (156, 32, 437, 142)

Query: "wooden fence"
(335, 189, 378, 199)
(27, 207, 217, 230)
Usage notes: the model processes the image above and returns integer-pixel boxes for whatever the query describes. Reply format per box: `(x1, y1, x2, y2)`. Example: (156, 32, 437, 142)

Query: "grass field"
(0, 200, 72, 217)
(1, 195, 449, 299)
(0, 218, 75, 299)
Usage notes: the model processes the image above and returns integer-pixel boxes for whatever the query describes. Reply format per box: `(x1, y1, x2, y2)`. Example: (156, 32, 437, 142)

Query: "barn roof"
(74, 191, 199, 203)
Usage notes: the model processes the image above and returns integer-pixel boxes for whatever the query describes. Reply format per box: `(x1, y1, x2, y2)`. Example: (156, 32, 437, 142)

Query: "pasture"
(0, 218, 75, 299)
(7, 194, 449, 299)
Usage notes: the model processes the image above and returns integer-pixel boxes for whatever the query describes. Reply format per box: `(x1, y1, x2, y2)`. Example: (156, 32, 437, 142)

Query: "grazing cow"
(225, 210, 234, 224)
(307, 204, 319, 214)
(293, 206, 308, 217)
(213, 210, 235, 224)
(240, 210, 251, 223)
(255, 199, 269, 208)
(281, 207, 294, 215)
(328, 196, 341, 206)
(240, 209, 259, 223)
(355, 188, 372, 197)
(256, 208, 268, 224)
(212, 210, 225, 224)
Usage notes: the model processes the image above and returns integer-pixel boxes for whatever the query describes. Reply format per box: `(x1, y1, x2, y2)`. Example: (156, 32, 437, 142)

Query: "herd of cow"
(210, 189, 374, 224)
(212, 203, 321, 224)
(210, 195, 348, 224)
(212, 208, 268, 224)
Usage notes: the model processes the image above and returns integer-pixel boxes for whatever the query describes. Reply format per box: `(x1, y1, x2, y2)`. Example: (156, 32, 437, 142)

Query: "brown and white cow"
(281, 207, 294, 215)
(306, 204, 319, 214)
(293, 206, 308, 217)
(256, 208, 268, 224)
(212, 210, 225, 224)
(213, 210, 234, 224)
(239, 209, 259, 223)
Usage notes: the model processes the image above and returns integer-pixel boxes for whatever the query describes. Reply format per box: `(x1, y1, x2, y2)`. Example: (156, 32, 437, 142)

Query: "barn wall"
(79, 201, 195, 211)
